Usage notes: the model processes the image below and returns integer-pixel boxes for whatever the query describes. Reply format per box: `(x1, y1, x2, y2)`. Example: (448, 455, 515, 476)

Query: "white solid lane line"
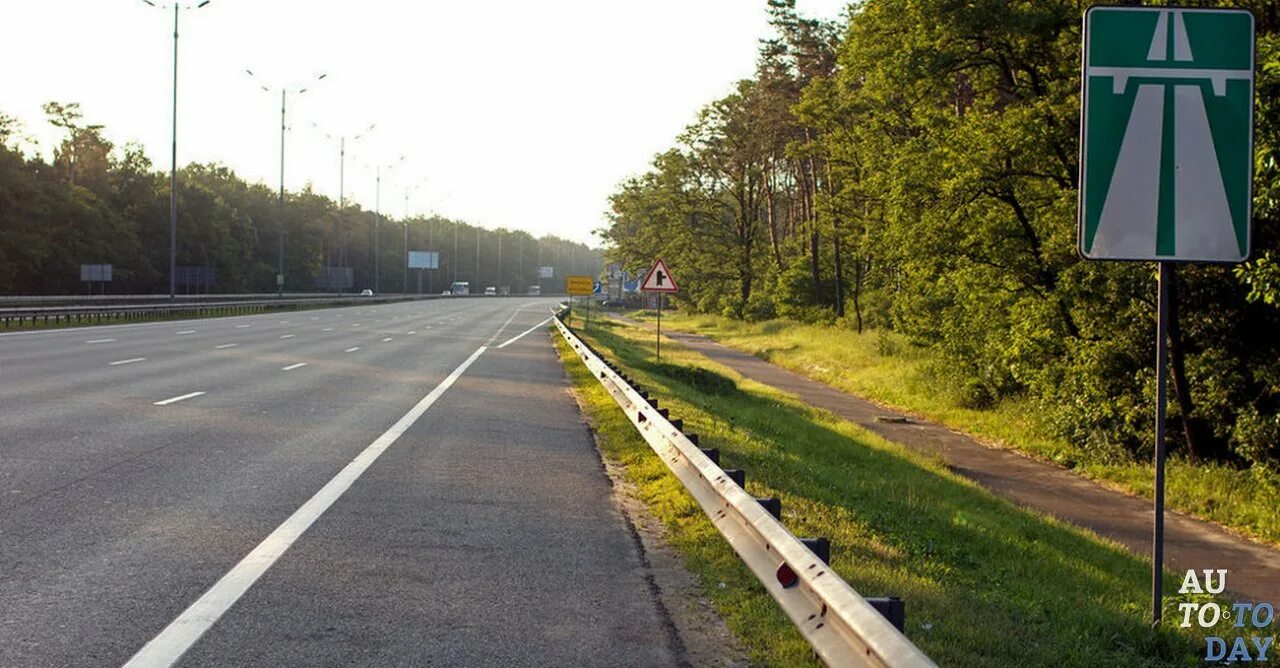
(486, 303, 538, 346)
(153, 391, 205, 406)
(280, 334, 295, 339)
(281, 363, 307, 371)
(344, 347, 360, 353)
(176, 330, 196, 335)
(214, 344, 238, 349)
(496, 317, 553, 349)
(86, 339, 116, 344)
(123, 346, 489, 668)
(109, 357, 146, 366)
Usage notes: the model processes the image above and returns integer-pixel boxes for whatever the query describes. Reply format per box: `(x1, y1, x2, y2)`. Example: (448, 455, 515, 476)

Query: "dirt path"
(611, 313, 1279, 604)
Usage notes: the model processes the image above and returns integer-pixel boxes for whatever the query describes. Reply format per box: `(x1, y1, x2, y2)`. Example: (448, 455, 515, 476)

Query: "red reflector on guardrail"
(777, 562, 798, 589)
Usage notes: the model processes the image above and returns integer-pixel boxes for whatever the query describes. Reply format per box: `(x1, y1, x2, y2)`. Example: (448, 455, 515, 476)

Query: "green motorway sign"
(1079, 7, 1255, 262)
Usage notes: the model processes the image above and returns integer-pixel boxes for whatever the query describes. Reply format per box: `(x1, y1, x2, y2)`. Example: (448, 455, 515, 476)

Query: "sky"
(1, 0, 849, 247)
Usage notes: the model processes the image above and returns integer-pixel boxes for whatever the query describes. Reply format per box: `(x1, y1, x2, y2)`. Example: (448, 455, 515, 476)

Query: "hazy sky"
(2, 1, 848, 246)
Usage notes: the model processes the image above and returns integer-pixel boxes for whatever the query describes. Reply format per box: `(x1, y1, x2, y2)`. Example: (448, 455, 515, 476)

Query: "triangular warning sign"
(640, 258, 678, 292)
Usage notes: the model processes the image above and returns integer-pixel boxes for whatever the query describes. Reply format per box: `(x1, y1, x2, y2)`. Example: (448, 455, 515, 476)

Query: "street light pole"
(313, 122, 374, 294)
(169, 3, 179, 301)
(277, 89, 285, 297)
(338, 136, 345, 290)
(246, 69, 327, 297)
(375, 165, 381, 293)
(371, 155, 405, 294)
(402, 183, 420, 295)
(142, 0, 212, 301)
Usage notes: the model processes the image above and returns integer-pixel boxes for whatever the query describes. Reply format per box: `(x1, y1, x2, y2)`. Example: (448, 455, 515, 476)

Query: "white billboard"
(408, 251, 439, 269)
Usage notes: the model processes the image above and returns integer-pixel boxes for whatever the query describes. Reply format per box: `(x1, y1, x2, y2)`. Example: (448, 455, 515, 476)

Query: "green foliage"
(0, 104, 600, 295)
(603, 2, 1280, 469)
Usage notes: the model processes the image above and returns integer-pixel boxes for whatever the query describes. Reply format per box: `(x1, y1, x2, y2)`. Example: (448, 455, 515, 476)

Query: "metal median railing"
(0, 293, 499, 329)
(554, 310, 936, 668)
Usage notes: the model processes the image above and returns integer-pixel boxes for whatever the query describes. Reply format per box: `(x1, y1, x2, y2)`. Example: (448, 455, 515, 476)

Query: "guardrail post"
(800, 537, 830, 564)
(724, 469, 745, 488)
(756, 497, 782, 520)
(867, 597, 906, 632)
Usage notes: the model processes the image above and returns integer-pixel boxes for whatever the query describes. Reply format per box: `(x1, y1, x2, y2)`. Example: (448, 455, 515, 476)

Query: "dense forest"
(0, 103, 599, 297)
(602, 0, 1280, 468)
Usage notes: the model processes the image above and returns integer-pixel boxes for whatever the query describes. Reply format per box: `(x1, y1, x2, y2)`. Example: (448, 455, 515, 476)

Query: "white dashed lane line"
(154, 391, 205, 406)
(280, 334, 295, 339)
(109, 357, 146, 366)
(345, 347, 360, 353)
(281, 363, 307, 371)
(235, 325, 251, 329)
(382, 337, 393, 342)
(176, 330, 196, 335)
(86, 339, 116, 344)
(322, 328, 334, 332)
(214, 344, 238, 349)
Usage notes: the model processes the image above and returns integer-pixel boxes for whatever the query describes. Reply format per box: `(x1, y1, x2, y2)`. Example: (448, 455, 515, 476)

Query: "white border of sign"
(1077, 5, 1255, 263)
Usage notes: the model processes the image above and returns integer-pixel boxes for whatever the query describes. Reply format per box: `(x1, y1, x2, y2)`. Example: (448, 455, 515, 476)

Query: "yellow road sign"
(566, 275, 594, 295)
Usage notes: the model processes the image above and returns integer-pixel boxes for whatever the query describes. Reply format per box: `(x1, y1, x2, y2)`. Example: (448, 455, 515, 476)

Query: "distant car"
(359, 289, 374, 296)
(484, 286, 497, 296)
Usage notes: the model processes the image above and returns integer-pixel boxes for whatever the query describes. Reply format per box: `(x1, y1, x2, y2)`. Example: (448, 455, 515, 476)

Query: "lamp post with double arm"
(139, 0, 214, 300)
(245, 69, 327, 297)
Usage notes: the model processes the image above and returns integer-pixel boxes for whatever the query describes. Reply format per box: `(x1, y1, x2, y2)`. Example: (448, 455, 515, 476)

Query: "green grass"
(555, 314, 1235, 667)
(629, 311, 1280, 549)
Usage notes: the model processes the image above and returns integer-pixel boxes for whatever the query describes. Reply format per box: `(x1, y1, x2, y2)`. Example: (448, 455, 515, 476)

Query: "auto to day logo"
(1177, 569, 1275, 662)
(1079, 7, 1254, 262)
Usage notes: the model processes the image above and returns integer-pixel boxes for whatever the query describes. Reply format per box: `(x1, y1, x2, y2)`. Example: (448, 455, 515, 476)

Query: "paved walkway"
(611, 314, 1279, 604)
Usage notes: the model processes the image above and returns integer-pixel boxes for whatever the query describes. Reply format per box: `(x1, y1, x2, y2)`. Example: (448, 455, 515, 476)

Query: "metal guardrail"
(554, 311, 936, 668)
(0, 293, 484, 328)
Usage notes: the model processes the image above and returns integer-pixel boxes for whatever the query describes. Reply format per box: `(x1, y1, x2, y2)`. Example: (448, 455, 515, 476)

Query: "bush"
(743, 293, 777, 322)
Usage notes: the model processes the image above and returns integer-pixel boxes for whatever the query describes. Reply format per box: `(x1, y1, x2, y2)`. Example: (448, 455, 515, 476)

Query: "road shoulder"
(564, 377, 748, 668)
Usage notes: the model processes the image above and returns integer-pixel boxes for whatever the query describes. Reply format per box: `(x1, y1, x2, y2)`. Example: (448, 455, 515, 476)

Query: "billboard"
(408, 250, 439, 269)
(80, 264, 113, 282)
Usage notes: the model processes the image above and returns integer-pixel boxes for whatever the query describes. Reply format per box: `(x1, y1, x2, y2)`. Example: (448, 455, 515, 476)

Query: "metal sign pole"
(656, 295, 662, 363)
(1152, 260, 1170, 624)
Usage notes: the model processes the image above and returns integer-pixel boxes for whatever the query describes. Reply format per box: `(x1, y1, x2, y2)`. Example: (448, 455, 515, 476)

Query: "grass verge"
(629, 311, 1280, 549)
(555, 314, 1234, 667)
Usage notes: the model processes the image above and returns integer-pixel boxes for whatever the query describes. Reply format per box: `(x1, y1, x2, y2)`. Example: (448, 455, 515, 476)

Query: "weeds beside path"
(627, 311, 1280, 553)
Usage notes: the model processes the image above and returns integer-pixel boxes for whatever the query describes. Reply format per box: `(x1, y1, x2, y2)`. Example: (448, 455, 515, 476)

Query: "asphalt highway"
(0, 297, 685, 666)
